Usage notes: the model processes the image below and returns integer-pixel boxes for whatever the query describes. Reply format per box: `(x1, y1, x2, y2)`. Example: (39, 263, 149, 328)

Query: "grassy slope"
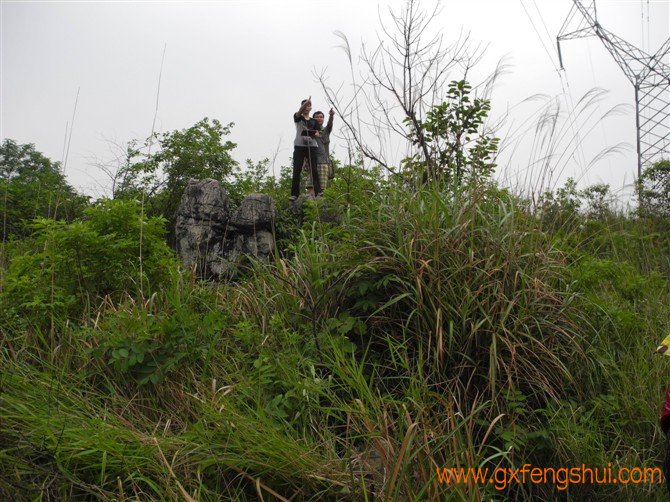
(1, 180, 669, 500)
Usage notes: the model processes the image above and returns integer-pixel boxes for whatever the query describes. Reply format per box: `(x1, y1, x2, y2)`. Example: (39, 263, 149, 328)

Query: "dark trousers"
(292, 146, 321, 197)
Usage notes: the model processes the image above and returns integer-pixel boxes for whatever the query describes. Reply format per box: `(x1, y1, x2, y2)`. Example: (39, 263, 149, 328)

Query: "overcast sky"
(1, 0, 668, 199)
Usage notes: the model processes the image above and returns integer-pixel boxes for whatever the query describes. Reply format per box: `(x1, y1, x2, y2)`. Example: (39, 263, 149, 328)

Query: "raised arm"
(294, 97, 312, 119)
(325, 107, 335, 133)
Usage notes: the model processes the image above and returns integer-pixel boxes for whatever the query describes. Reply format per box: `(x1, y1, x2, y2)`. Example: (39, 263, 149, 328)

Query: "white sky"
(1, 0, 669, 199)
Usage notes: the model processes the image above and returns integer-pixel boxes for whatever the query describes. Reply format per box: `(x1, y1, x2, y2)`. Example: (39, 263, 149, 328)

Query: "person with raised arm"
(306, 108, 335, 196)
(290, 97, 321, 199)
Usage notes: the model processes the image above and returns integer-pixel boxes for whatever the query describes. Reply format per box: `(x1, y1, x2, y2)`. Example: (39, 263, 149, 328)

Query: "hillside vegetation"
(1, 127, 669, 500)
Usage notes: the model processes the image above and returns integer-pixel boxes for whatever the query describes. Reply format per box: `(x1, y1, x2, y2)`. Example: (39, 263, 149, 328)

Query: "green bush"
(92, 275, 227, 386)
(0, 139, 89, 240)
(639, 159, 670, 219)
(2, 147, 669, 499)
(338, 185, 587, 405)
(1, 198, 176, 329)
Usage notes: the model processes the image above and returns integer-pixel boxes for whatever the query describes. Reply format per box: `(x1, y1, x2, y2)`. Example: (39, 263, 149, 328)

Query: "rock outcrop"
(175, 179, 275, 280)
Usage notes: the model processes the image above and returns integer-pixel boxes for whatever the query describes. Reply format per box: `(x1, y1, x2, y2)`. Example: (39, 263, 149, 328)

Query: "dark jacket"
(660, 385, 670, 433)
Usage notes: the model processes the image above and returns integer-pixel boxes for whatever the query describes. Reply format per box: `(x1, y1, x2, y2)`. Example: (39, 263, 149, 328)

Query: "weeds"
(1, 167, 669, 500)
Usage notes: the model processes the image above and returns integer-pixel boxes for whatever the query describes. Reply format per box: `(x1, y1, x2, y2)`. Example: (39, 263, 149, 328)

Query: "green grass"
(1, 179, 669, 500)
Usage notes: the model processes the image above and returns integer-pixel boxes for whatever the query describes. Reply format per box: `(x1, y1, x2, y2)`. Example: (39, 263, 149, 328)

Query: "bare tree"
(317, 0, 490, 179)
(86, 137, 141, 199)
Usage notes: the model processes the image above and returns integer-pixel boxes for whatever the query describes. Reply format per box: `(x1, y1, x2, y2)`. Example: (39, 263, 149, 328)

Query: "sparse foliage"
(318, 0, 497, 182)
(407, 79, 499, 184)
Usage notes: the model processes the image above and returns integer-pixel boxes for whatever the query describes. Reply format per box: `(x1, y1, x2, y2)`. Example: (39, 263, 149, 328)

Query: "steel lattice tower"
(557, 0, 670, 182)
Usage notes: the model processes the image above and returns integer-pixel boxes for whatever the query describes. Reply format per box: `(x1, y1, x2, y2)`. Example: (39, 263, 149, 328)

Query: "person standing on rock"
(291, 97, 321, 200)
(306, 108, 335, 196)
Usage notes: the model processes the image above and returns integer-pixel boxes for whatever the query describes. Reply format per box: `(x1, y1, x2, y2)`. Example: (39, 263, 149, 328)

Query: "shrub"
(1, 198, 176, 329)
(93, 273, 227, 385)
(638, 159, 670, 219)
(0, 139, 89, 240)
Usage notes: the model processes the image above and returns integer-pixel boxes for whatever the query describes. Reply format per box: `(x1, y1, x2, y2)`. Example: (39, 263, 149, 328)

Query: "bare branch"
(316, 0, 493, 180)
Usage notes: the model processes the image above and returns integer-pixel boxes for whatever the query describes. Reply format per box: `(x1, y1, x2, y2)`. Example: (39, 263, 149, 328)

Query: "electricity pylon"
(557, 0, 670, 184)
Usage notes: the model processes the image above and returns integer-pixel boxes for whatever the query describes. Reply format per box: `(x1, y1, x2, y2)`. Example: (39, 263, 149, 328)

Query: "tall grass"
(1, 174, 669, 500)
(344, 187, 589, 403)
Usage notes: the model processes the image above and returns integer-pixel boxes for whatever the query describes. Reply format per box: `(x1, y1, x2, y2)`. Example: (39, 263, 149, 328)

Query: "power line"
(63, 87, 80, 173)
(647, 0, 651, 56)
(521, 0, 590, 182)
(532, 0, 557, 56)
(640, 0, 646, 54)
(558, 0, 670, 182)
(519, 0, 560, 70)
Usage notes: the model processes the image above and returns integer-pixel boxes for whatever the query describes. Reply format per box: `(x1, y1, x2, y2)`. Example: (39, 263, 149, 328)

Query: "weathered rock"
(175, 179, 230, 279)
(229, 193, 275, 231)
(174, 179, 275, 280)
(243, 230, 274, 257)
(176, 178, 230, 227)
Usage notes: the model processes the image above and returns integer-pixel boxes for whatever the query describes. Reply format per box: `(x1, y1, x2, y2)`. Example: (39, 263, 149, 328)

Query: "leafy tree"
(407, 80, 499, 185)
(581, 183, 614, 220)
(224, 158, 273, 206)
(537, 178, 582, 233)
(116, 118, 238, 223)
(0, 139, 88, 239)
(638, 159, 670, 219)
(1, 199, 175, 328)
